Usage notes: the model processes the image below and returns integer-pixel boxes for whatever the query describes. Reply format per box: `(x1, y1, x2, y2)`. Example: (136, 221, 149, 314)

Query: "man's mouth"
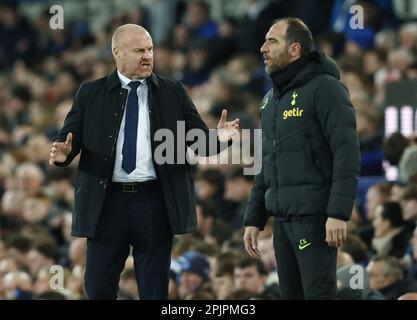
(141, 63, 151, 69)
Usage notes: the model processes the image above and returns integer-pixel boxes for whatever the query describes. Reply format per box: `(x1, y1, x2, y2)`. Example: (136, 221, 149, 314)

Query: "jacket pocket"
(303, 136, 328, 182)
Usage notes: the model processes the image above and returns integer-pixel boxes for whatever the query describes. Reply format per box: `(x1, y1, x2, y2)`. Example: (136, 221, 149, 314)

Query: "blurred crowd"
(1, 0, 417, 300)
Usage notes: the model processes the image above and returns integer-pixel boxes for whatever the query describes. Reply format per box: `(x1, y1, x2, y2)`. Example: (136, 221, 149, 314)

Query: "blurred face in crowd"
(112, 24, 153, 79)
(195, 180, 217, 200)
(367, 261, 398, 291)
(153, 47, 172, 76)
(1, 190, 24, 217)
(401, 198, 417, 221)
(179, 271, 204, 298)
(365, 186, 385, 220)
(26, 135, 50, 163)
(26, 249, 54, 276)
(260, 21, 301, 74)
(0, 258, 18, 280)
(225, 177, 252, 202)
(363, 51, 383, 75)
(234, 265, 266, 294)
(22, 197, 51, 224)
(54, 71, 76, 99)
(390, 184, 405, 202)
(372, 205, 391, 238)
(186, 2, 208, 28)
(16, 164, 44, 196)
(3, 271, 32, 300)
(213, 274, 234, 300)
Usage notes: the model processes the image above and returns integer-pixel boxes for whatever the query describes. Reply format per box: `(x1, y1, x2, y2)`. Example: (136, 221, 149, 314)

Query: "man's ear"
(289, 42, 301, 58)
(113, 47, 120, 60)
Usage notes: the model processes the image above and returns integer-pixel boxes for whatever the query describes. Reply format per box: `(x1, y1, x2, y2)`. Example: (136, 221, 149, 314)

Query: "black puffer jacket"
(244, 52, 361, 229)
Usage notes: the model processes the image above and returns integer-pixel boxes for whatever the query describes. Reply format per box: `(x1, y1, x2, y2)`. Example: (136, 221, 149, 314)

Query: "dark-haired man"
(243, 18, 360, 299)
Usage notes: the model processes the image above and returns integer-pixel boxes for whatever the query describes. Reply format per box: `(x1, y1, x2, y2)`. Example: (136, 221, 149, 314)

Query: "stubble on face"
(261, 21, 291, 74)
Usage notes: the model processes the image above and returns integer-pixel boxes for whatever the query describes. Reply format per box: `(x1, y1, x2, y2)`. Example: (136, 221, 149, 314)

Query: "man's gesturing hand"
(49, 133, 73, 165)
(217, 109, 239, 142)
(325, 217, 347, 248)
(243, 226, 261, 259)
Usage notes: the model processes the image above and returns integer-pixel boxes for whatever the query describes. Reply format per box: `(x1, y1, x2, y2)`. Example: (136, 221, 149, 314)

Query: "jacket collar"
(106, 69, 159, 91)
(269, 54, 310, 94)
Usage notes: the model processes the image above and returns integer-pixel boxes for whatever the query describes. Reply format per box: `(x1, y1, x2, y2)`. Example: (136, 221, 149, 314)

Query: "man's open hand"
(217, 109, 239, 142)
(49, 133, 73, 165)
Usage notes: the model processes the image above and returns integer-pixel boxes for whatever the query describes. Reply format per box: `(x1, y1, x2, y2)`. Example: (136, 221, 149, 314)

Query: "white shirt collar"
(117, 70, 146, 88)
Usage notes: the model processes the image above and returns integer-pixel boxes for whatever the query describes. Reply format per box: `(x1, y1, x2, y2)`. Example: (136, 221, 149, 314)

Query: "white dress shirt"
(112, 70, 157, 182)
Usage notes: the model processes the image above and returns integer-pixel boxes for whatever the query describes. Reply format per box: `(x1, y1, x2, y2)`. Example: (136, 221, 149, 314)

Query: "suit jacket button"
(109, 135, 113, 139)
(99, 180, 103, 184)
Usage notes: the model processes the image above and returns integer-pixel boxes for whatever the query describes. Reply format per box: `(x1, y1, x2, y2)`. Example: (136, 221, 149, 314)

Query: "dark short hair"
(6, 235, 31, 253)
(277, 17, 313, 57)
(33, 241, 59, 262)
(236, 257, 268, 276)
(383, 132, 410, 166)
(215, 261, 236, 277)
(196, 198, 218, 218)
(195, 168, 225, 187)
(379, 201, 405, 228)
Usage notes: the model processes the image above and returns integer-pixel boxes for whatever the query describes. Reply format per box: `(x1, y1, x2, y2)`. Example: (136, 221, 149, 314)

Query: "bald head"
(111, 24, 154, 79)
(111, 24, 150, 51)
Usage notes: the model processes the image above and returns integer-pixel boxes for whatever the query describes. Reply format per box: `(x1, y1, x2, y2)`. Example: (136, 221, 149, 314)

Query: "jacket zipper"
(272, 92, 279, 191)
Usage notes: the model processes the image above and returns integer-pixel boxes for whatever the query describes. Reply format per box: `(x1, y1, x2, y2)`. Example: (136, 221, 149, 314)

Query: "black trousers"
(273, 216, 337, 299)
(84, 181, 173, 300)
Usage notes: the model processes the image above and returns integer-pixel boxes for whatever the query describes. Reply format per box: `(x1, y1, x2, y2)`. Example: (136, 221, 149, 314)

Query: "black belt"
(111, 180, 159, 192)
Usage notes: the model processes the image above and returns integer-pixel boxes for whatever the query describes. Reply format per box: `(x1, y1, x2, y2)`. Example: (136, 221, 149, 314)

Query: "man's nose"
(143, 51, 152, 59)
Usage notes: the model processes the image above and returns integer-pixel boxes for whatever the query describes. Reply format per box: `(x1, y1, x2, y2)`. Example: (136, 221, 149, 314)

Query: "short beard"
(266, 50, 290, 74)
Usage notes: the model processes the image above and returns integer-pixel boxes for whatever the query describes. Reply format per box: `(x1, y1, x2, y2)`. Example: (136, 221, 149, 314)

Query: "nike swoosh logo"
(298, 242, 312, 250)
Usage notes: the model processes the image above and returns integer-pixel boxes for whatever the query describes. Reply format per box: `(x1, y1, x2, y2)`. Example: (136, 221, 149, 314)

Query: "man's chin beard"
(266, 64, 282, 74)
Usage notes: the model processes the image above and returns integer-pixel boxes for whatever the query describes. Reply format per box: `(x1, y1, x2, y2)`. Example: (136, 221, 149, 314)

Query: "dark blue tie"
(122, 81, 141, 174)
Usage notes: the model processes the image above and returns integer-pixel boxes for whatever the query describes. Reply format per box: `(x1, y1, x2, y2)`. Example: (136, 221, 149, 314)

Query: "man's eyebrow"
(266, 37, 279, 42)
(133, 46, 153, 50)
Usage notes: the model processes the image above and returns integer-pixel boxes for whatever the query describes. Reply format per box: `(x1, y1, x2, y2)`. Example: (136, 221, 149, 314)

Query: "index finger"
(220, 109, 227, 123)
